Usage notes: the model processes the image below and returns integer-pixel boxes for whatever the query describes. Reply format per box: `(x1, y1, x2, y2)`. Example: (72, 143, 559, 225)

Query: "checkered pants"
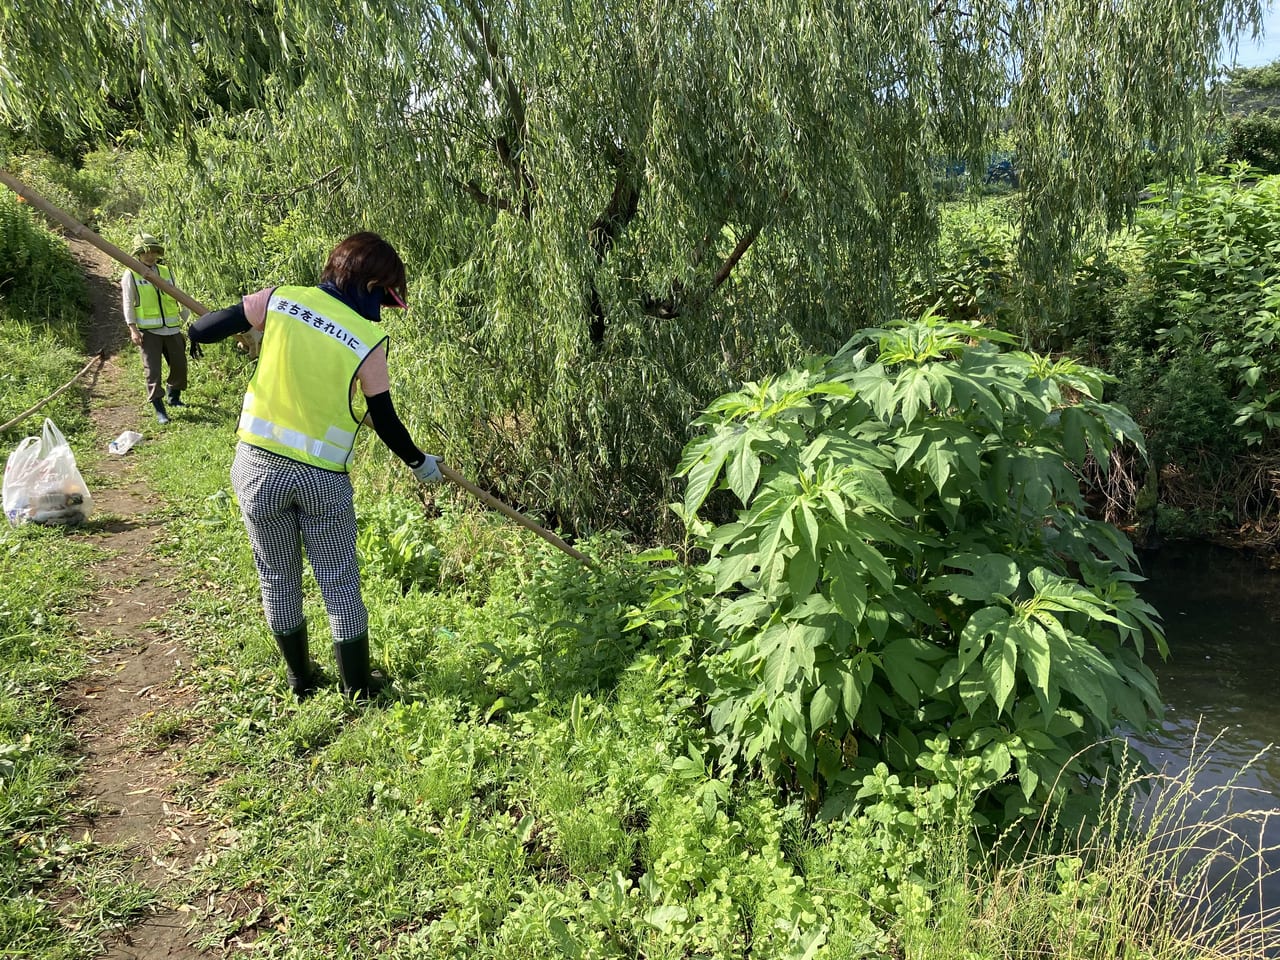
(230, 442, 367, 640)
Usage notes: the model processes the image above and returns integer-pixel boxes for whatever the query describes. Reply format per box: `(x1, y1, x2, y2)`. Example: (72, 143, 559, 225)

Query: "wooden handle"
(1, 168, 211, 316)
(438, 463, 598, 569)
(0, 168, 255, 354)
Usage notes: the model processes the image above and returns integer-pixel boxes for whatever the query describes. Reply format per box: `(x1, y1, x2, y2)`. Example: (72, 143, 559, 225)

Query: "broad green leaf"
(929, 553, 1021, 601)
(841, 668, 864, 723)
(893, 431, 926, 471)
(836, 534, 896, 591)
(983, 631, 1017, 715)
(727, 444, 762, 505)
(788, 543, 821, 600)
(810, 684, 838, 733)
(682, 433, 732, 515)
(916, 441, 956, 493)
(713, 548, 757, 594)
(959, 671, 988, 715)
(822, 546, 866, 624)
(882, 637, 941, 708)
(958, 606, 1011, 670)
(1018, 620, 1054, 717)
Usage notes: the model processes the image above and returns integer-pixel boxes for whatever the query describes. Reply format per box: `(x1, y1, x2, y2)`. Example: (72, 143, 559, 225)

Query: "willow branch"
(457, 0, 534, 209)
(248, 165, 344, 202)
(710, 226, 761, 293)
(587, 145, 646, 344)
(451, 176, 513, 212)
(643, 187, 791, 319)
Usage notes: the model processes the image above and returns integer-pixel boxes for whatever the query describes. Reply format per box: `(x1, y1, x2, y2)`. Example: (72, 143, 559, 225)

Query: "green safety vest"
(129, 264, 183, 329)
(237, 286, 387, 472)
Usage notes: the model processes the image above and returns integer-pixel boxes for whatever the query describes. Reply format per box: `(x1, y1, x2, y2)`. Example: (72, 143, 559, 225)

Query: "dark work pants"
(139, 329, 188, 402)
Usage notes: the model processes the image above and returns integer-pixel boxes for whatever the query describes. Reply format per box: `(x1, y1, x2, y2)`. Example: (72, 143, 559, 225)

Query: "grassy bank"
(1, 208, 1275, 958)
(0, 199, 159, 956)
(102, 338, 1275, 958)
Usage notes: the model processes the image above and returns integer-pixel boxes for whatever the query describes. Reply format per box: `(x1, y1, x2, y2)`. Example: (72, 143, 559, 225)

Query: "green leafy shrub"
(76, 146, 145, 224)
(914, 200, 1132, 358)
(481, 536, 648, 708)
(357, 497, 441, 592)
(909, 204, 1019, 333)
(0, 191, 89, 432)
(1224, 113, 1280, 173)
(643, 311, 1165, 828)
(0, 190, 88, 334)
(1113, 170, 1280, 459)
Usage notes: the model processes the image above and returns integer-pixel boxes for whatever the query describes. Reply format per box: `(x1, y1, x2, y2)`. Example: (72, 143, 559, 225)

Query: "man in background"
(122, 232, 189, 425)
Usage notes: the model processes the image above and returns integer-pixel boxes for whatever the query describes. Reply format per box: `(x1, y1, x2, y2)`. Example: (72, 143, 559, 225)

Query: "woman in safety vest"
(122, 232, 190, 424)
(188, 232, 443, 699)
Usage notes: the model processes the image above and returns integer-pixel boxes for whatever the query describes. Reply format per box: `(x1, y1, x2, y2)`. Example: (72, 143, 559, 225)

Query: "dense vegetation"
(649, 316, 1162, 826)
(4, 0, 1268, 536)
(3, 282, 1273, 954)
(0, 189, 89, 431)
(3, 2, 1280, 956)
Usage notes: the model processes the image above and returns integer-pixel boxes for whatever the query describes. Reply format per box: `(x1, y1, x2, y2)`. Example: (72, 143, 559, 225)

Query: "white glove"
(412, 455, 442, 484)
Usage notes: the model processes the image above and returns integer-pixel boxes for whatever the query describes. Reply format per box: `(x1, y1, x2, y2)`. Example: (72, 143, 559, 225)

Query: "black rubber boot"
(273, 623, 317, 700)
(333, 632, 388, 699)
(166, 388, 184, 407)
(151, 399, 170, 425)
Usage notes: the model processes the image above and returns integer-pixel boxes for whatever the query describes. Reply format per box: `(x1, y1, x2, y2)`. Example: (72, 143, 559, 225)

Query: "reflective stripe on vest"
(238, 414, 357, 467)
(130, 265, 182, 329)
(236, 286, 386, 472)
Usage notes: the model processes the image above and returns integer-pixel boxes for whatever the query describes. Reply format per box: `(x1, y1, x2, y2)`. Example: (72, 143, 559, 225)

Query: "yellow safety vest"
(237, 286, 387, 472)
(129, 265, 183, 329)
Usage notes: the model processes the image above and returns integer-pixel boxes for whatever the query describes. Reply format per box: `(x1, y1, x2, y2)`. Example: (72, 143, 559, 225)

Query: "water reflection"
(1130, 543, 1280, 943)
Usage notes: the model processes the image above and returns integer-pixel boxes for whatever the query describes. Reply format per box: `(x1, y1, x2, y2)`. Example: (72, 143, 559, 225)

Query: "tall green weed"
(1116, 168, 1280, 452)
(637, 311, 1163, 830)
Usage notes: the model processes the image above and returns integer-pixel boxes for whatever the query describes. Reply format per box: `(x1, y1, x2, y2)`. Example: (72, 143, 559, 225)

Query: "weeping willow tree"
(0, 1, 1263, 535)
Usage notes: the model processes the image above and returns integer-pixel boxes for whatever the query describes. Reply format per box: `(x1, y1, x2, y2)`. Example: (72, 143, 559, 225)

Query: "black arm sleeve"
(365, 391, 426, 467)
(189, 303, 251, 343)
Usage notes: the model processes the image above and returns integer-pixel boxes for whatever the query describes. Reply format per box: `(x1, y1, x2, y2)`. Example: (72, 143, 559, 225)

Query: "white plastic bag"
(2, 418, 94, 526)
(108, 430, 144, 455)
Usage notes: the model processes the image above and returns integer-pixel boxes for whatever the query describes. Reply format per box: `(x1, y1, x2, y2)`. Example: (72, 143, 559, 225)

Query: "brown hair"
(320, 232, 406, 304)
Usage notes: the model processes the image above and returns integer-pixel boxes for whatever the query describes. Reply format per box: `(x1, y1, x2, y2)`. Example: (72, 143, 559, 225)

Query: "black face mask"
(319, 281, 384, 323)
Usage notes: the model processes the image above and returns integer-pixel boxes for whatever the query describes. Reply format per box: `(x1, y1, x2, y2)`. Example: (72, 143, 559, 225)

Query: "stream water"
(1129, 542, 1280, 945)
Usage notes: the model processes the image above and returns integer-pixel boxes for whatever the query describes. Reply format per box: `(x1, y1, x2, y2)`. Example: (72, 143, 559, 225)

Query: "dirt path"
(58, 236, 216, 959)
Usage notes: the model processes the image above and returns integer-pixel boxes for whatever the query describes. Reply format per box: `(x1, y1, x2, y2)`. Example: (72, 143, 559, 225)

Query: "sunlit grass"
(124, 391, 1280, 959)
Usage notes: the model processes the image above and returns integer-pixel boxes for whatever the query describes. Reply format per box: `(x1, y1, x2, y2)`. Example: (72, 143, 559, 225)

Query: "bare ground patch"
(53, 236, 221, 959)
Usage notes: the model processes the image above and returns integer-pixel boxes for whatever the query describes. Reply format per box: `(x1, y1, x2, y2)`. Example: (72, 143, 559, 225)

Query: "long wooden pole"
(0, 168, 212, 317)
(1, 168, 596, 570)
(439, 464, 598, 569)
(0, 354, 103, 434)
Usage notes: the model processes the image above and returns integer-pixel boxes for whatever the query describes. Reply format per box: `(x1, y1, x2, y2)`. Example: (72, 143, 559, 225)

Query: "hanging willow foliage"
(0, 1, 1264, 536)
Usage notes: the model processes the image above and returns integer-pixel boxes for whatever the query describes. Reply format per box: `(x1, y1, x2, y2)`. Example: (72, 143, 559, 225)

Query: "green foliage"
(0, 191, 90, 434)
(647, 311, 1164, 827)
(1227, 59, 1280, 92)
(909, 200, 1020, 333)
(0, 323, 1267, 959)
(357, 498, 442, 593)
(0, 188, 88, 333)
(916, 198, 1138, 358)
(1224, 113, 1280, 173)
(1113, 170, 1280, 456)
(5, 151, 97, 226)
(481, 536, 649, 711)
(3, 0, 1261, 535)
